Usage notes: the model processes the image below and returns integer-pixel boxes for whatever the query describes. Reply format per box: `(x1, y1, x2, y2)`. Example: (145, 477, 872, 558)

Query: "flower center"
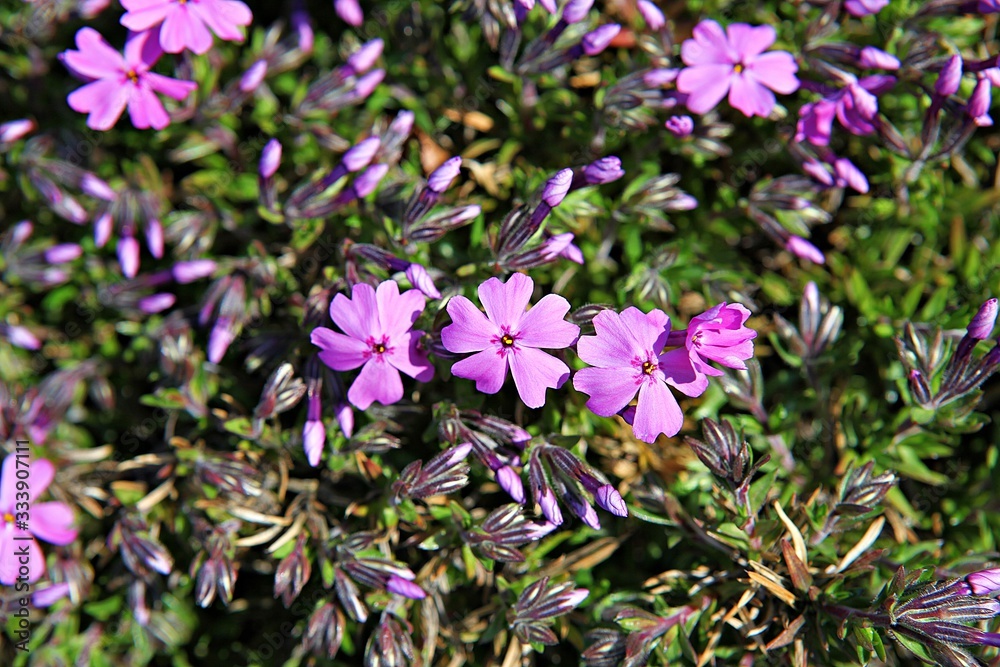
(2, 513, 13, 524)
(642, 360, 656, 375)
(501, 334, 515, 347)
(126, 69, 139, 84)
(734, 63, 744, 74)
(373, 343, 386, 354)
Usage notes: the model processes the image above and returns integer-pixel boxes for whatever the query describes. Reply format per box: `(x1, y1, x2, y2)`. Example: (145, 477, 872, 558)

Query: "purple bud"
(563, 0, 594, 23)
(967, 568, 1000, 596)
(0, 118, 35, 143)
(118, 236, 140, 278)
(538, 0, 556, 11)
(260, 139, 282, 179)
(335, 0, 363, 26)
(335, 401, 354, 438)
(844, 0, 888, 15)
(146, 220, 164, 259)
(10, 221, 33, 246)
(637, 0, 665, 30)
(388, 110, 415, 138)
(173, 259, 217, 284)
(347, 39, 384, 75)
(496, 466, 526, 504)
(353, 163, 388, 197)
(834, 157, 869, 193)
(80, 173, 116, 201)
(303, 420, 326, 467)
(543, 168, 574, 207)
(858, 46, 899, 70)
(138, 293, 176, 313)
(94, 212, 113, 248)
(582, 24, 621, 56)
(32, 582, 70, 607)
(644, 68, 679, 86)
(386, 574, 426, 599)
(594, 484, 628, 517)
(353, 69, 385, 99)
(343, 137, 381, 172)
(936, 55, 963, 97)
(786, 235, 826, 264)
(292, 9, 314, 53)
(968, 78, 993, 125)
(56, 196, 88, 224)
(583, 156, 624, 184)
(44, 243, 83, 264)
(968, 299, 998, 340)
(240, 60, 268, 92)
(538, 487, 563, 525)
(428, 156, 462, 193)
(665, 115, 694, 137)
(405, 263, 440, 299)
(208, 319, 236, 363)
(6, 325, 41, 350)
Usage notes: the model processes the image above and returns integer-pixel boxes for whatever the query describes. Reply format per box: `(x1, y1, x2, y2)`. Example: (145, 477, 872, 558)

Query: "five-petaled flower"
(677, 20, 799, 118)
(573, 307, 702, 442)
(679, 302, 757, 382)
(0, 454, 79, 585)
(441, 274, 579, 409)
(121, 0, 253, 55)
(61, 28, 197, 130)
(311, 280, 434, 410)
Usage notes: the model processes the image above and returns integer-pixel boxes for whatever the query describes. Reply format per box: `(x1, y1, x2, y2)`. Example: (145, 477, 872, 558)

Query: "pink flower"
(311, 280, 434, 410)
(680, 303, 756, 380)
(441, 274, 579, 409)
(61, 28, 196, 130)
(677, 20, 799, 118)
(796, 75, 895, 146)
(121, 0, 252, 55)
(573, 308, 702, 443)
(0, 454, 78, 585)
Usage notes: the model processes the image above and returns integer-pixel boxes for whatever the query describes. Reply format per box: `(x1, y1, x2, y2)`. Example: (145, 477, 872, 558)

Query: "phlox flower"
(441, 273, 579, 409)
(677, 303, 757, 380)
(677, 20, 799, 118)
(61, 28, 196, 131)
(796, 75, 895, 146)
(121, 0, 252, 55)
(0, 454, 78, 585)
(573, 308, 702, 443)
(311, 280, 434, 410)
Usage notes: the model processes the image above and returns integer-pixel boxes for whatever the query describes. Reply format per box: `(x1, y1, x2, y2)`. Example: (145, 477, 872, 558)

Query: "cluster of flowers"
(311, 273, 756, 450)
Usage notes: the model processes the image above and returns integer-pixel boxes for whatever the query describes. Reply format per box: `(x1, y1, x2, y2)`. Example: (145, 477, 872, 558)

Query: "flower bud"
(858, 46, 900, 70)
(583, 156, 624, 184)
(637, 0, 665, 30)
(428, 156, 462, 193)
(665, 115, 694, 137)
(347, 39, 383, 75)
(335, 0, 363, 26)
(118, 236, 140, 278)
(935, 55, 963, 97)
(542, 168, 574, 207)
(240, 60, 267, 92)
(259, 139, 282, 179)
(582, 24, 621, 56)
(786, 235, 826, 264)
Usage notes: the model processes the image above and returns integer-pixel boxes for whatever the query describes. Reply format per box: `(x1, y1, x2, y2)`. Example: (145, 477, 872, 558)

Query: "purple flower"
(428, 156, 462, 193)
(968, 78, 993, 127)
(796, 75, 895, 146)
(0, 119, 35, 143)
(676, 20, 799, 118)
(346, 39, 383, 75)
(240, 59, 267, 92)
(582, 157, 625, 185)
(61, 28, 196, 131)
(582, 24, 621, 56)
(334, 0, 363, 26)
(681, 303, 757, 380)
(858, 46, 899, 70)
(844, 0, 888, 15)
(665, 115, 694, 137)
(573, 308, 702, 442)
(936, 55, 963, 97)
(441, 274, 580, 409)
(786, 235, 826, 264)
(0, 454, 78, 585)
(311, 280, 435, 410)
(121, 0, 253, 55)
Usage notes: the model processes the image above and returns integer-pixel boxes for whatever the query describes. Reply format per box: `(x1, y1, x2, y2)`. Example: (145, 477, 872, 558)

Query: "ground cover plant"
(2, 0, 1000, 665)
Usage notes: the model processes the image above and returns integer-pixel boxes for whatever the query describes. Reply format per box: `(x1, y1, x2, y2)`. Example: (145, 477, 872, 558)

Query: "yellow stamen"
(642, 361, 656, 375)
(501, 334, 515, 347)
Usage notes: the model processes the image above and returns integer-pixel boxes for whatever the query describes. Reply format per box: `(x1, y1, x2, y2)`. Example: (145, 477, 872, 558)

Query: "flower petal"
(576, 309, 645, 368)
(508, 347, 570, 408)
(146, 72, 196, 100)
(385, 330, 434, 381)
(31, 502, 78, 546)
(348, 360, 403, 410)
(120, 0, 172, 31)
(124, 26, 163, 66)
(573, 366, 640, 416)
(746, 51, 799, 94)
(728, 73, 775, 117)
(517, 294, 579, 349)
(632, 379, 683, 442)
(191, 0, 252, 40)
(451, 347, 508, 395)
(658, 348, 709, 397)
(0, 527, 45, 585)
(726, 23, 775, 60)
(63, 27, 126, 79)
(619, 307, 670, 354)
(128, 82, 170, 129)
(0, 454, 14, 511)
(681, 20, 735, 66)
(312, 327, 369, 370)
(479, 273, 533, 331)
(442, 296, 498, 353)
(677, 64, 733, 114)
(160, 5, 214, 54)
(376, 281, 425, 338)
(331, 283, 378, 341)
